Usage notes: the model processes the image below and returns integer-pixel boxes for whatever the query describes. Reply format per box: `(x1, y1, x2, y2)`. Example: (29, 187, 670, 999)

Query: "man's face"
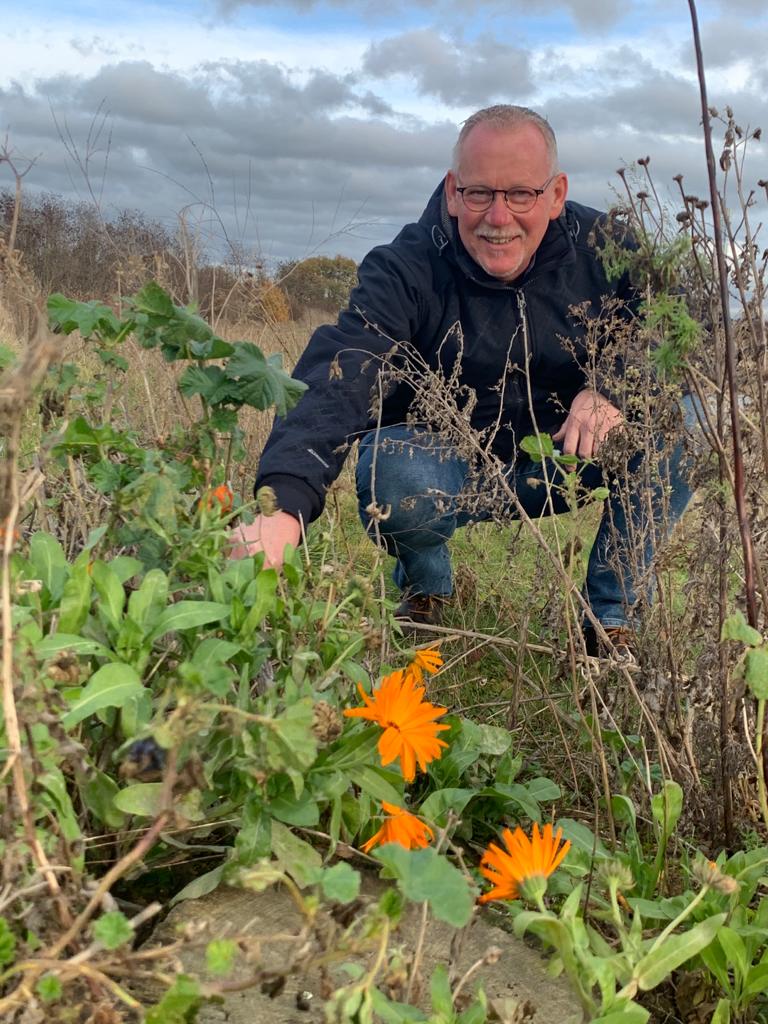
(445, 122, 568, 282)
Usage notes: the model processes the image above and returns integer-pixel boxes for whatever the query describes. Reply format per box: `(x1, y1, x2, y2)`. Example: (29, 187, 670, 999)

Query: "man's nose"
(484, 193, 515, 226)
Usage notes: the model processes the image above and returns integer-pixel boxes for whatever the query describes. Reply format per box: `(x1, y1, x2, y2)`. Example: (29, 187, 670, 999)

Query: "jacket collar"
(419, 178, 576, 289)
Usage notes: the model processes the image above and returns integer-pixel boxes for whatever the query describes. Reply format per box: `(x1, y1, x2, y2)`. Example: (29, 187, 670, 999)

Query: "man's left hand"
(552, 388, 624, 461)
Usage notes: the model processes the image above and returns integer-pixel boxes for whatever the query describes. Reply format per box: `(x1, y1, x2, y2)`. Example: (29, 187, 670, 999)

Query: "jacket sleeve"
(254, 243, 428, 524)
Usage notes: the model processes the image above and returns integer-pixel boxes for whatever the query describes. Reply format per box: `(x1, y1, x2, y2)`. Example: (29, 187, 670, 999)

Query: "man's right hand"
(228, 511, 302, 568)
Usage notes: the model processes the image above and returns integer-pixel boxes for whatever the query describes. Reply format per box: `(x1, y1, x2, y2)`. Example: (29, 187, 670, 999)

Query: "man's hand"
(228, 511, 301, 568)
(552, 388, 624, 461)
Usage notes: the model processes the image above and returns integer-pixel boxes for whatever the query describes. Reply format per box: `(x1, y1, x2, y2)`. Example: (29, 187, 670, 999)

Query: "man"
(231, 105, 696, 651)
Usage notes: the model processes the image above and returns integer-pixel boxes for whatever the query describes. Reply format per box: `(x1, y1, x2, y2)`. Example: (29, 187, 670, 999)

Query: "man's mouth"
(477, 233, 521, 246)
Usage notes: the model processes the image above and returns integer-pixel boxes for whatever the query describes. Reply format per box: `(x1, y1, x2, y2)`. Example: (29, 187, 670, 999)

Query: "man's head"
(445, 105, 568, 282)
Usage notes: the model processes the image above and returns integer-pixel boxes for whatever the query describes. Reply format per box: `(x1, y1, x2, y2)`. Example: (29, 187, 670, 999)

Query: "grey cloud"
(362, 29, 532, 104)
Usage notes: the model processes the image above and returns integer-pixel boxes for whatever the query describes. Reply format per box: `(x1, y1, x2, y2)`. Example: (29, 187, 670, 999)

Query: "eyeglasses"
(456, 176, 557, 214)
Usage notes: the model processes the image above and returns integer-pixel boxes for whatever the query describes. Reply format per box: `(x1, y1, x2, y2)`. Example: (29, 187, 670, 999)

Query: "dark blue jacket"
(255, 182, 636, 525)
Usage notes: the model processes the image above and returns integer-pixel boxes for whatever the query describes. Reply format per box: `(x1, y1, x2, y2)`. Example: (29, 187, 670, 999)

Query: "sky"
(1, 0, 766, 269)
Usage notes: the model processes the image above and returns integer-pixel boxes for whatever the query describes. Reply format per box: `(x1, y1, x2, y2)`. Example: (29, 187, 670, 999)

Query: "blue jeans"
(356, 395, 701, 628)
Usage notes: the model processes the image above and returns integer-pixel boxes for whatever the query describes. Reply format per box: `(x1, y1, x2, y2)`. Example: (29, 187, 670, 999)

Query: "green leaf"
(320, 863, 361, 904)
(225, 342, 308, 415)
(520, 433, 555, 461)
(36, 634, 115, 661)
(357, 765, 404, 806)
(145, 974, 201, 1024)
(147, 600, 230, 642)
(93, 911, 133, 949)
(717, 926, 748, 983)
(113, 783, 203, 821)
(90, 560, 126, 634)
(634, 913, 726, 991)
(35, 974, 63, 1003)
(651, 781, 683, 841)
(429, 964, 452, 1017)
(170, 865, 225, 906)
(81, 771, 126, 829)
(238, 569, 278, 636)
(591, 1006, 650, 1024)
(270, 788, 320, 827)
(745, 647, 768, 700)
(28, 532, 68, 601)
(264, 699, 318, 796)
(130, 281, 176, 318)
(57, 554, 92, 634)
(721, 611, 762, 646)
(271, 820, 322, 887)
(206, 938, 238, 977)
(62, 663, 144, 730)
(419, 788, 474, 826)
(47, 293, 123, 338)
(372, 845, 474, 928)
(0, 917, 17, 968)
(709, 998, 731, 1024)
(178, 364, 236, 405)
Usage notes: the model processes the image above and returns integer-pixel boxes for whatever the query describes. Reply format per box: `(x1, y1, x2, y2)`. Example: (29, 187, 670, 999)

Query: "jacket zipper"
(516, 289, 532, 369)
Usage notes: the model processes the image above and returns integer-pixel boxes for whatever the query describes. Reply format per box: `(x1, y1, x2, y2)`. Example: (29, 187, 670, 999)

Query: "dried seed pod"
(312, 701, 344, 744)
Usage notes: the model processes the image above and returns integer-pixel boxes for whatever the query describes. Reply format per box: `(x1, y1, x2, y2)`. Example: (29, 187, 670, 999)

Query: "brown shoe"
(394, 593, 448, 628)
(583, 625, 638, 663)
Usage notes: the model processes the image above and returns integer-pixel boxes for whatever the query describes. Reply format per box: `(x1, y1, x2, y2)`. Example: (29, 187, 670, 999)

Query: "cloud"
(362, 29, 533, 104)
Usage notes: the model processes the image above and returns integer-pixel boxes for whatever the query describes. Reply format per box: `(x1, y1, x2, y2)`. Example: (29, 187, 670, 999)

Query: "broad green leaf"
(745, 647, 768, 700)
(525, 776, 562, 802)
(144, 974, 201, 1024)
(28, 532, 68, 601)
(320, 863, 361, 904)
(90, 560, 126, 634)
(271, 820, 322, 887)
(459, 720, 512, 756)
(520, 433, 555, 461)
(225, 342, 307, 415)
(82, 770, 126, 829)
(651, 781, 683, 840)
(148, 600, 230, 642)
(130, 281, 176, 318)
(419, 788, 474, 826)
(721, 611, 762, 646)
(717, 927, 748, 983)
(264, 699, 318, 796)
(62, 663, 144, 729)
(372, 845, 474, 928)
(370, 990, 426, 1023)
(57, 554, 92, 634)
(269, 788, 320, 827)
(634, 913, 726, 990)
(238, 569, 278, 636)
(110, 556, 143, 584)
(591, 1005, 650, 1024)
(93, 911, 133, 949)
(47, 293, 123, 338)
(178, 364, 236, 405)
(36, 634, 115, 661)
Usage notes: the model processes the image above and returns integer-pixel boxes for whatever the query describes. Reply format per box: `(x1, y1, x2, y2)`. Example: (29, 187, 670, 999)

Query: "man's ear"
(549, 173, 568, 220)
(445, 171, 459, 217)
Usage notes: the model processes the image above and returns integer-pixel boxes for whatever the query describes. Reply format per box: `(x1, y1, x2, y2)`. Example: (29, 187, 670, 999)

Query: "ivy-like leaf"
(93, 910, 133, 949)
(178, 365, 237, 405)
(47, 294, 123, 339)
(225, 342, 307, 415)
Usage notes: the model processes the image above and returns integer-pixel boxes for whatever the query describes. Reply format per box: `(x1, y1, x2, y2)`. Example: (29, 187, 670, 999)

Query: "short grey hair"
(452, 105, 559, 176)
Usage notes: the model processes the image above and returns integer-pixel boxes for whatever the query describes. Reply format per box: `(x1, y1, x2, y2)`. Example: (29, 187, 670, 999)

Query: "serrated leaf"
(35, 974, 63, 1003)
(225, 342, 307, 415)
(721, 611, 762, 646)
(372, 845, 474, 927)
(178, 364, 236, 405)
(320, 863, 361, 904)
(62, 663, 144, 730)
(93, 911, 133, 949)
(47, 293, 123, 338)
(206, 938, 237, 977)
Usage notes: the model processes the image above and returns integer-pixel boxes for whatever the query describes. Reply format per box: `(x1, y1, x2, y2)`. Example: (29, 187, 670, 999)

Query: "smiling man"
(232, 105, 696, 655)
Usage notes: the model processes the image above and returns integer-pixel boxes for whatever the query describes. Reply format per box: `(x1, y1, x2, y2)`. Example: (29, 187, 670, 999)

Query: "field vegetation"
(0, 26, 768, 1023)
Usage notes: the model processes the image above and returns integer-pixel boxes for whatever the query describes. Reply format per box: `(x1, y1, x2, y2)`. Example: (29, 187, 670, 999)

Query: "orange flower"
(204, 484, 234, 515)
(343, 669, 449, 781)
(408, 646, 443, 684)
(478, 823, 571, 904)
(361, 801, 434, 853)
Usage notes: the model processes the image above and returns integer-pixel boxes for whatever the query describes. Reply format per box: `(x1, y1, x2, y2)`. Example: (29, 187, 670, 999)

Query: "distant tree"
(277, 255, 358, 319)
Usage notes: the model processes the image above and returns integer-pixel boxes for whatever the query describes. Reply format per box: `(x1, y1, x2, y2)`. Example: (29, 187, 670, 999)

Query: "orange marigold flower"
(478, 823, 571, 904)
(408, 646, 443, 684)
(204, 484, 234, 514)
(361, 801, 434, 853)
(343, 668, 449, 781)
